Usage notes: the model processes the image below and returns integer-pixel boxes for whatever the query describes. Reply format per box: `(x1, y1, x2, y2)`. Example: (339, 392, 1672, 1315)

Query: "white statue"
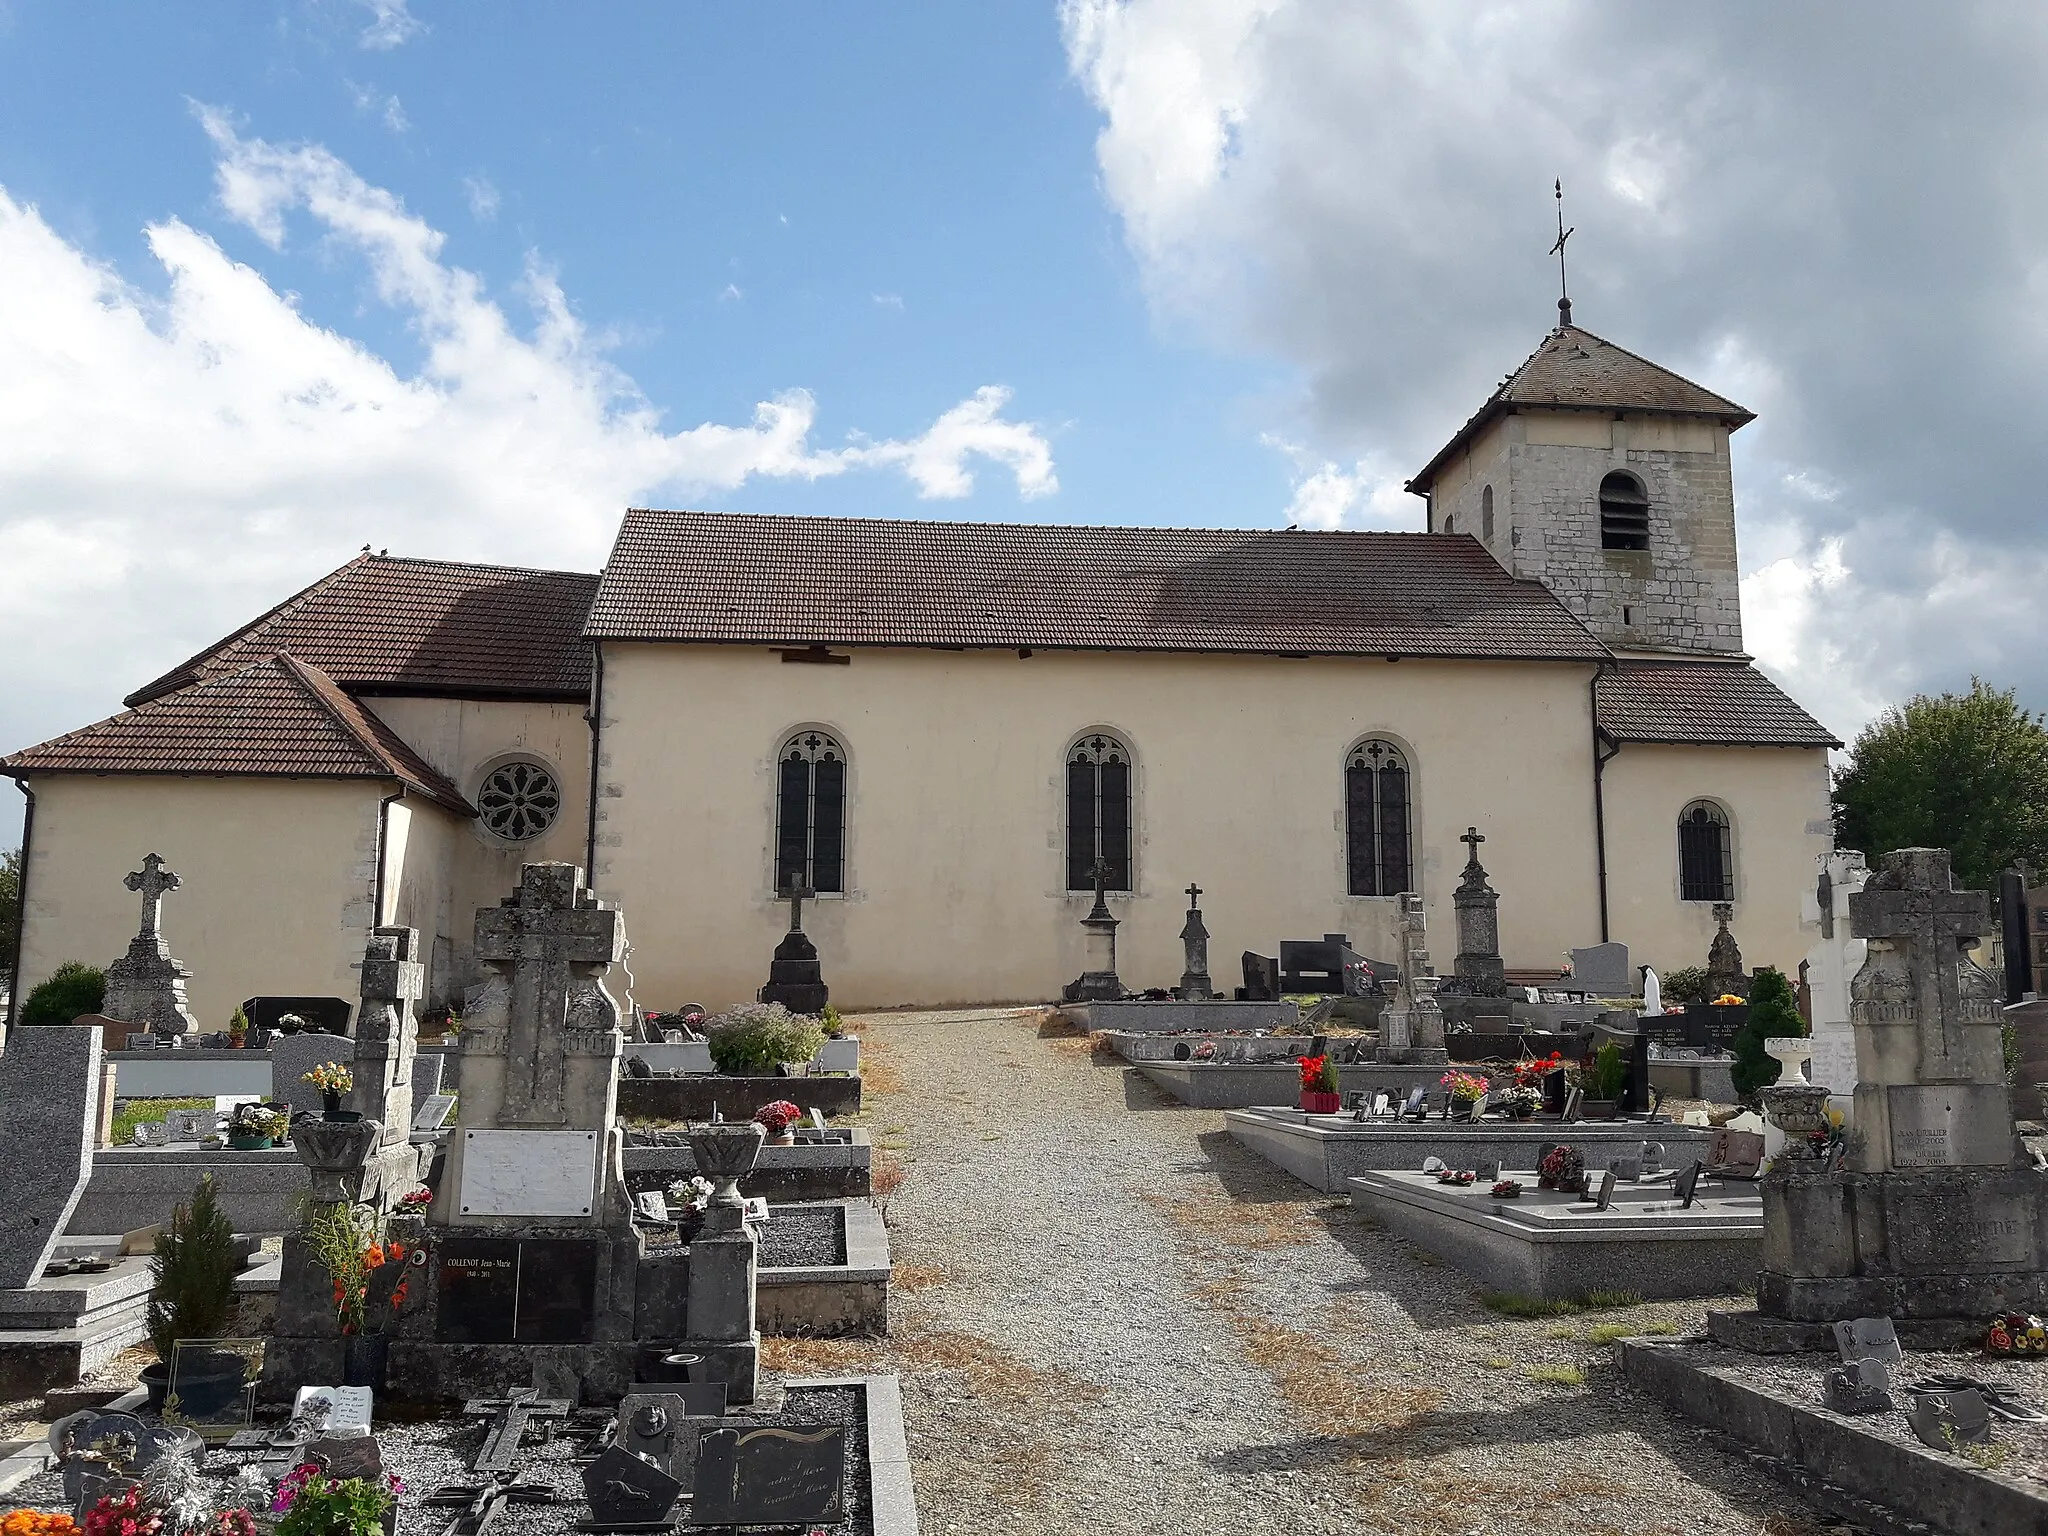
(1642, 966, 1662, 1017)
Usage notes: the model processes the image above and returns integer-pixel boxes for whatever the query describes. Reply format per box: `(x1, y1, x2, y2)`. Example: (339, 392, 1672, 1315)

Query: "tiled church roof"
(6, 655, 474, 814)
(1408, 324, 1754, 492)
(586, 510, 1612, 662)
(1595, 661, 1840, 748)
(127, 554, 600, 707)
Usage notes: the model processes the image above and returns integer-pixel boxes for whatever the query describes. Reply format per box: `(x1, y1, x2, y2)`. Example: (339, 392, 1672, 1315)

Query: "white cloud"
(356, 0, 424, 51)
(718, 282, 743, 303)
(871, 292, 903, 310)
(1062, 0, 2048, 736)
(463, 175, 499, 223)
(0, 113, 1056, 761)
(344, 80, 408, 135)
(1260, 435, 1410, 529)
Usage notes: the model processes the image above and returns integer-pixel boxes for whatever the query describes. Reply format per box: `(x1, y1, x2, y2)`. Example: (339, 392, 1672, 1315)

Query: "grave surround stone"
(0, 1024, 103, 1288)
(100, 854, 198, 1037)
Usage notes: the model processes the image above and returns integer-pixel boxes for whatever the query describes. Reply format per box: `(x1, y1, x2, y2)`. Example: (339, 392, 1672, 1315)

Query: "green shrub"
(146, 1175, 239, 1362)
(1660, 966, 1712, 1006)
(1591, 1041, 1627, 1101)
(704, 1002, 826, 1075)
(1732, 965, 1805, 1099)
(19, 961, 105, 1026)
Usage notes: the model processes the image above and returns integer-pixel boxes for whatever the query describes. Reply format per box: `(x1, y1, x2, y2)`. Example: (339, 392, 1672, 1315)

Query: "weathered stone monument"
(1061, 859, 1124, 1003)
(1450, 828, 1507, 998)
(1376, 893, 1447, 1065)
(1803, 850, 1869, 1116)
(1174, 882, 1215, 1001)
(1704, 900, 1751, 1000)
(0, 1023, 102, 1287)
(1744, 849, 2048, 1334)
(101, 853, 198, 1037)
(1569, 941, 1631, 998)
(339, 926, 430, 1212)
(757, 880, 828, 1015)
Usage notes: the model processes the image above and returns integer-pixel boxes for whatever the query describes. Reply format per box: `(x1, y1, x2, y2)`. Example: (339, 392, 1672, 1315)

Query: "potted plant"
(1583, 1041, 1627, 1120)
(665, 1176, 714, 1243)
(753, 1099, 803, 1146)
(704, 1003, 826, 1076)
(1537, 1144, 1585, 1193)
(226, 1006, 249, 1050)
(1297, 1054, 1341, 1114)
(276, 1012, 308, 1035)
(225, 1103, 284, 1150)
(142, 1176, 239, 1411)
(1505, 1051, 1562, 1120)
(302, 1062, 356, 1120)
(84, 1478, 259, 1536)
(271, 1463, 404, 1536)
(303, 1203, 413, 1390)
(1440, 1069, 1489, 1120)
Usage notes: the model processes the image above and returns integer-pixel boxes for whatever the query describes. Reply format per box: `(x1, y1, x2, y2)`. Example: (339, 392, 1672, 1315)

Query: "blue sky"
(9, 1, 2048, 857)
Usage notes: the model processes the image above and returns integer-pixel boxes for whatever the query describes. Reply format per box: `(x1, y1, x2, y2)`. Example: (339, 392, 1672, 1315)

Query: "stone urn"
(688, 1122, 765, 1208)
(1759, 1077, 1832, 1157)
(1764, 1037, 1815, 1086)
(292, 1118, 384, 1204)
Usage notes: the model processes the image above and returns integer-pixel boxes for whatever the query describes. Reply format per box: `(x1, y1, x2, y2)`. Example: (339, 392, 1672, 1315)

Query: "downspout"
(372, 787, 404, 930)
(584, 640, 606, 879)
(5, 776, 34, 1033)
(1590, 662, 1621, 943)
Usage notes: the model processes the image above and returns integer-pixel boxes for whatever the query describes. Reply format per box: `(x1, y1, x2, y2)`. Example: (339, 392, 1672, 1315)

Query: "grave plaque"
(413, 1094, 456, 1133)
(307, 1434, 383, 1481)
(582, 1444, 682, 1530)
(0, 1023, 102, 1288)
(615, 1394, 714, 1485)
(1675, 1160, 1703, 1209)
(630, 1378, 729, 1419)
(1591, 1169, 1616, 1211)
(164, 1108, 214, 1142)
(458, 1129, 599, 1218)
(517, 1239, 601, 1343)
(1907, 1389, 1992, 1450)
(1402, 1087, 1427, 1120)
(131, 1120, 168, 1148)
(1832, 1316, 1903, 1366)
(1885, 1085, 2015, 1169)
(1822, 1358, 1895, 1415)
(691, 1425, 846, 1527)
(1892, 1199, 2035, 1270)
(293, 1385, 374, 1433)
(437, 1238, 521, 1344)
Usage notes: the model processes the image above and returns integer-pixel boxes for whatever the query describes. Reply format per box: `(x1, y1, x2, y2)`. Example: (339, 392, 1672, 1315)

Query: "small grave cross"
(423, 1466, 558, 1536)
(463, 1389, 574, 1475)
(1184, 882, 1202, 907)
(1460, 827, 1485, 865)
(124, 853, 180, 938)
(779, 876, 812, 933)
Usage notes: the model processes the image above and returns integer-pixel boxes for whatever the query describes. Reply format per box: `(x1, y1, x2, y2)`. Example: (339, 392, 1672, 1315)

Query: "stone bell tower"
(1406, 322, 1755, 656)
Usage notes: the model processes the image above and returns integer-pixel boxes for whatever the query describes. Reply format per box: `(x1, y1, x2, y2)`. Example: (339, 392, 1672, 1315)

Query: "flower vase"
(767, 1131, 796, 1147)
(1299, 1091, 1342, 1114)
(342, 1333, 389, 1389)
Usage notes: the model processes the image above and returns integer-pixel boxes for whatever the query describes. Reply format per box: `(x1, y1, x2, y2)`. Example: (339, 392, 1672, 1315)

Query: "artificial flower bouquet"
(272, 1465, 403, 1536)
(1538, 1144, 1586, 1191)
(300, 1062, 353, 1096)
(1439, 1069, 1489, 1105)
(753, 1100, 804, 1138)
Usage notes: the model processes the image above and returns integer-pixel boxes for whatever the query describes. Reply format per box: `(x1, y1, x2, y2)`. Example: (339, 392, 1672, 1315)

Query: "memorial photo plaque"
(692, 1425, 846, 1527)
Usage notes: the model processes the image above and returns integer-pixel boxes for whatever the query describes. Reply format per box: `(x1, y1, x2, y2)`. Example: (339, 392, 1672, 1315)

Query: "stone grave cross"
(1177, 882, 1214, 1001)
(472, 864, 626, 1127)
(125, 853, 179, 937)
(1453, 826, 1507, 997)
(781, 875, 812, 934)
(350, 926, 423, 1149)
(1459, 826, 1484, 862)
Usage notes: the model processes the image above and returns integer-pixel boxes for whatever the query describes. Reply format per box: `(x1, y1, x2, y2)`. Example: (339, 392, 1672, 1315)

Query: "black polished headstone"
(581, 1445, 682, 1531)
(691, 1425, 845, 1528)
(1240, 951, 1281, 1002)
(516, 1239, 600, 1343)
(438, 1238, 520, 1344)
(1675, 1160, 1703, 1209)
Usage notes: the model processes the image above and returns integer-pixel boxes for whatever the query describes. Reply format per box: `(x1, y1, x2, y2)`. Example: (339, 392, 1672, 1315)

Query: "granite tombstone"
(0, 1022, 103, 1287)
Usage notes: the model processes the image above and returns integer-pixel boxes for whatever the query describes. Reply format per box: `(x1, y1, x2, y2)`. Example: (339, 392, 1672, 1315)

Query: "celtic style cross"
(124, 853, 180, 938)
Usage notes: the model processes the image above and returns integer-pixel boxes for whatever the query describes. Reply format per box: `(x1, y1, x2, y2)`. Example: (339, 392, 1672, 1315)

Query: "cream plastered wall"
(1600, 742, 1834, 981)
(380, 796, 463, 1005)
(591, 644, 1610, 1010)
(14, 775, 385, 1031)
(362, 698, 591, 1002)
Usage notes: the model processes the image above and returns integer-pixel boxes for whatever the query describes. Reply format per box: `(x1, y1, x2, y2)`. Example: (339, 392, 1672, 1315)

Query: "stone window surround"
(1341, 732, 1419, 903)
(1064, 727, 1138, 896)
(471, 749, 566, 847)
(771, 724, 851, 899)
(1677, 795, 1739, 905)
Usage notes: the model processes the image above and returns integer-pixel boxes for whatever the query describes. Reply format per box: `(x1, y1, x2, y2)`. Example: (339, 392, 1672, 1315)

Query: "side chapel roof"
(127, 553, 600, 707)
(1408, 324, 1756, 493)
(4, 654, 475, 814)
(586, 509, 1613, 663)
(1595, 660, 1840, 748)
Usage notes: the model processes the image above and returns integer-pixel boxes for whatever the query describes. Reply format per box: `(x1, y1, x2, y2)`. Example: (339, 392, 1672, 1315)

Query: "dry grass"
(857, 1038, 907, 1096)
(1040, 1033, 1102, 1056)
(1139, 1189, 1322, 1251)
(1028, 1007, 1084, 1038)
(870, 1152, 906, 1222)
(892, 1262, 946, 1294)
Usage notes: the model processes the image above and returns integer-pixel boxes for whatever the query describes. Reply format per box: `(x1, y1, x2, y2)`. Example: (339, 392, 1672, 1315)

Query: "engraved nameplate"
(1886, 1085, 2013, 1168)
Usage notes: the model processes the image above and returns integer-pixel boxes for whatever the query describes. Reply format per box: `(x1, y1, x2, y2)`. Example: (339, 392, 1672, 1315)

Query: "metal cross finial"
(1185, 882, 1203, 907)
(1550, 178, 1574, 326)
(123, 852, 180, 938)
(1460, 827, 1486, 864)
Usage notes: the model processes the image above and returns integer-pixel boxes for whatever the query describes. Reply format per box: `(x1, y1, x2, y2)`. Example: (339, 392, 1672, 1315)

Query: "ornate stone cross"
(472, 865, 625, 1126)
(124, 853, 180, 938)
(1849, 848, 2000, 1080)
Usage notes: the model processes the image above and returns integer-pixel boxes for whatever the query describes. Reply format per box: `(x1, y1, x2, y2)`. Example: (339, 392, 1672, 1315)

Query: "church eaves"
(1407, 324, 1756, 494)
(1595, 660, 1839, 749)
(585, 509, 1612, 663)
(6, 654, 475, 815)
(125, 553, 601, 708)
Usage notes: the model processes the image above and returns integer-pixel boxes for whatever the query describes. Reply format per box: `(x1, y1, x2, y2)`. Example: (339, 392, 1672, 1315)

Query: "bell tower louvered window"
(1599, 471, 1650, 551)
(774, 731, 846, 893)
(1345, 739, 1413, 897)
(1066, 734, 1133, 891)
(1678, 800, 1733, 902)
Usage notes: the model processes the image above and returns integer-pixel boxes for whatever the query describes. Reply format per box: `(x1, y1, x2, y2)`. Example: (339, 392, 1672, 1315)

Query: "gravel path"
(775, 1007, 1848, 1536)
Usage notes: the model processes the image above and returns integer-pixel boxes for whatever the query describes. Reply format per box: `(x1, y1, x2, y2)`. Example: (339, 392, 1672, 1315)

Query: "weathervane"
(1550, 178, 1573, 327)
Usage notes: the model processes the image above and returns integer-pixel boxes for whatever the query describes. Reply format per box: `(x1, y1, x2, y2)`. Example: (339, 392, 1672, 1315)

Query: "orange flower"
(386, 1241, 406, 1263)
(364, 1246, 385, 1271)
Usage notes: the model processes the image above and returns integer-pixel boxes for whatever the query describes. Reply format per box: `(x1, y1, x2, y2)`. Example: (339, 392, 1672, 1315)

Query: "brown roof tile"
(127, 554, 599, 708)
(7, 655, 475, 814)
(1409, 324, 1754, 491)
(586, 510, 1611, 662)
(1595, 661, 1839, 748)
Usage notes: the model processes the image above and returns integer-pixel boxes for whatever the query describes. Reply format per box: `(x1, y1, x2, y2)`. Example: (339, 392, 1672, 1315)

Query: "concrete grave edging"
(782, 1373, 919, 1536)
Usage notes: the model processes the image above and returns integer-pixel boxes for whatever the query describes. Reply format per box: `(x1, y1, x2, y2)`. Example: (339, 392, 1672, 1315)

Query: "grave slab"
(1348, 1168, 1761, 1300)
(1139, 1061, 1456, 1110)
(1099, 1031, 1315, 1064)
(1059, 998, 1301, 1034)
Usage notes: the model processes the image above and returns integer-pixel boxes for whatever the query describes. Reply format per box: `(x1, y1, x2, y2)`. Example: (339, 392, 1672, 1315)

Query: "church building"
(3, 323, 1839, 1026)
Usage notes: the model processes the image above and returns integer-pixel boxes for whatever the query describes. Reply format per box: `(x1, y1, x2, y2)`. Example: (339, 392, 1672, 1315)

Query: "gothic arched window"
(1345, 739, 1413, 897)
(775, 730, 846, 893)
(1599, 471, 1650, 551)
(1678, 800, 1733, 902)
(1066, 733, 1133, 891)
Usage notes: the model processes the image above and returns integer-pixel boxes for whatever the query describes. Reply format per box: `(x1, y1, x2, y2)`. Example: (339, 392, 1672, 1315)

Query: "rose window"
(478, 760, 562, 841)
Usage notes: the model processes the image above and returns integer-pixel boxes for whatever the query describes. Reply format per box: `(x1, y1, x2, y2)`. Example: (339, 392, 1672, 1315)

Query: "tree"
(0, 845, 18, 985)
(146, 1175, 240, 1363)
(19, 961, 104, 1026)
(1731, 965, 1805, 1100)
(1833, 679, 2048, 894)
